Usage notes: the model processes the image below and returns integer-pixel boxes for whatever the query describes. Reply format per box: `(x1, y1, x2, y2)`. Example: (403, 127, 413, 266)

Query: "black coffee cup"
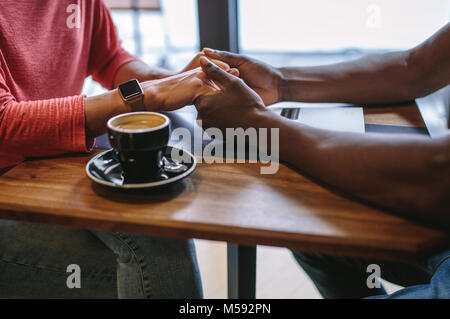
(107, 112, 171, 183)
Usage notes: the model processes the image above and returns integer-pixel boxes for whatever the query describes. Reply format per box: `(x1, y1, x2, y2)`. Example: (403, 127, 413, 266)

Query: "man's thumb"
(200, 56, 234, 88)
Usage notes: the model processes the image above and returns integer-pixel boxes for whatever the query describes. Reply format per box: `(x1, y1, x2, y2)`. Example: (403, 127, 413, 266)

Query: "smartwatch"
(118, 79, 145, 112)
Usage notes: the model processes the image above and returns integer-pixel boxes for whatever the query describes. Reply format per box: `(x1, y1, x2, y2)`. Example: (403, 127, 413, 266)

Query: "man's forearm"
(278, 51, 417, 104)
(278, 23, 450, 105)
(194, 53, 450, 230)
(256, 111, 450, 230)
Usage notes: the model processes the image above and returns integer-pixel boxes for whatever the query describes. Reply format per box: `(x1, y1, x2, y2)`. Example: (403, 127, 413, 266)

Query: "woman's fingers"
(182, 52, 231, 73)
(229, 68, 240, 77)
(209, 58, 230, 71)
(202, 48, 243, 67)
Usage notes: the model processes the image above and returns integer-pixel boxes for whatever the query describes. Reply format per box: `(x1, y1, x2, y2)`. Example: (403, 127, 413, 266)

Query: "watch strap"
(127, 95, 146, 112)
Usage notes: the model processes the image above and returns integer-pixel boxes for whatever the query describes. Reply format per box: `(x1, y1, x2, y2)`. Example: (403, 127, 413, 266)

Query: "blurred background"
(83, 0, 450, 96)
(83, 0, 450, 298)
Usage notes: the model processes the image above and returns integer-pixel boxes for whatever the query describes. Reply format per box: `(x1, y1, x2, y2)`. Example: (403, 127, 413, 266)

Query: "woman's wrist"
(141, 80, 162, 112)
(84, 89, 131, 138)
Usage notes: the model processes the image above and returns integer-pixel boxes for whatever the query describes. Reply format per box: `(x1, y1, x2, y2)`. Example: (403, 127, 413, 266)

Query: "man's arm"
(195, 58, 450, 232)
(203, 23, 450, 105)
(265, 114, 450, 231)
(278, 23, 450, 104)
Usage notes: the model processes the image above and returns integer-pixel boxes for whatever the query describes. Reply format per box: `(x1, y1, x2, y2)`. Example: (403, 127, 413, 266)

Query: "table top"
(0, 102, 447, 262)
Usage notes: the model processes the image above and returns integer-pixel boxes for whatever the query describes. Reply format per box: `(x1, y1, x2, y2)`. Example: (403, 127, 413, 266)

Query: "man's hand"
(195, 57, 268, 130)
(203, 48, 282, 106)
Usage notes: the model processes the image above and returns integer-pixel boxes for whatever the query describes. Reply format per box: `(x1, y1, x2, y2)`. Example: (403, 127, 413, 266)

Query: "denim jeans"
(0, 220, 203, 298)
(292, 248, 450, 299)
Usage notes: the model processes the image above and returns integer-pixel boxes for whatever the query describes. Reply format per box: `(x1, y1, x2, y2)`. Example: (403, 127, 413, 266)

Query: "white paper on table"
(297, 107, 365, 133)
(416, 85, 450, 138)
(268, 101, 355, 110)
(183, 103, 365, 134)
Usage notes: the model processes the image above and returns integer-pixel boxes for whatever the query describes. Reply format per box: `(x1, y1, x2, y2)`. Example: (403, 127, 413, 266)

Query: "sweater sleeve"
(88, 0, 139, 89)
(0, 69, 92, 168)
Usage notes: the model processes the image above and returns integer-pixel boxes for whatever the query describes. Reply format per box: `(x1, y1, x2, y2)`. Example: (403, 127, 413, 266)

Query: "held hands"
(141, 66, 239, 112)
(202, 48, 282, 106)
(195, 57, 268, 131)
(140, 52, 239, 112)
(181, 51, 232, 74)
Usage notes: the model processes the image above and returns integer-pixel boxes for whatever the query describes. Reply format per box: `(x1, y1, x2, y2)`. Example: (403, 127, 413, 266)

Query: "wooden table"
(0, 102, 448, 298)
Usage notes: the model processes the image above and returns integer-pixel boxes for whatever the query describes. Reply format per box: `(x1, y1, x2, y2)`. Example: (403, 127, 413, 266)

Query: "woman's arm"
(0, 68, 219, 168)
(112, 54, 233, 88)
(113, 60, 176, 87)
(85, 67, 220, 138)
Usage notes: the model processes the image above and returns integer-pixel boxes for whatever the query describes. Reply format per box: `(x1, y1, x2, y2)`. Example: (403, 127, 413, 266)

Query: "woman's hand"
(182, 51, 231, 73)
(85, 62, 238, 138)
(142, 67, 238, 112)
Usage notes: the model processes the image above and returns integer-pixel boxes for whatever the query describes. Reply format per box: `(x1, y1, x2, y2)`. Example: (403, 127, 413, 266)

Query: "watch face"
(119, 79, 143, 100)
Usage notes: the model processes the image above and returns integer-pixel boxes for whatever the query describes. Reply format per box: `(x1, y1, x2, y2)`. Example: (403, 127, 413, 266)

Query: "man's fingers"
(203, 48, 243, 67)
(200, 56, 235, 88)
(194, 94, 213, 119)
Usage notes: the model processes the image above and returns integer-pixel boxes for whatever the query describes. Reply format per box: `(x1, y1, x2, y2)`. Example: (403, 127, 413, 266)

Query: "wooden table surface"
(364, 103, 426, 127)
(0, 102, 447, 263)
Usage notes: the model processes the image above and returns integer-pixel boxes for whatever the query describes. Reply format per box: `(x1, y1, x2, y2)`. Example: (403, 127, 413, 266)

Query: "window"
(239, 0, 450, 66)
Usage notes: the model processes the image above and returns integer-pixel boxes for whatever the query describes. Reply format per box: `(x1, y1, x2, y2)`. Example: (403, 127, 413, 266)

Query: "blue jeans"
(0, 220, 203, 298)
(292, 248, 450, 299)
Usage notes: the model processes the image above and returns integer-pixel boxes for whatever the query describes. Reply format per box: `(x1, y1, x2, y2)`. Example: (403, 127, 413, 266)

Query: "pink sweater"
(0, 0, 137, 168)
